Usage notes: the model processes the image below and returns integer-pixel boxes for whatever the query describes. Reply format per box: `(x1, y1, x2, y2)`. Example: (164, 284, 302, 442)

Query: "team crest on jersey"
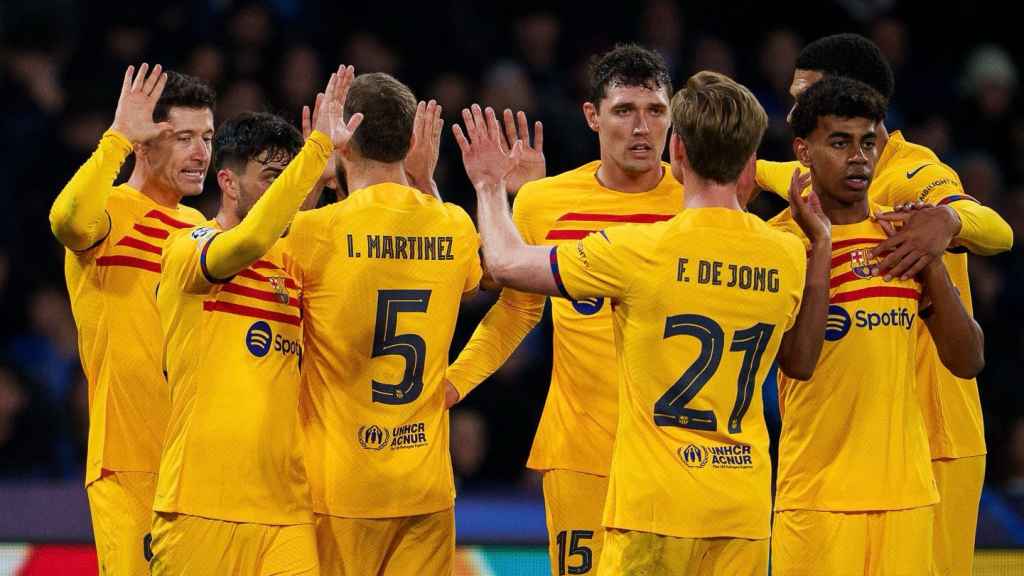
(358, 425, 390, 450)
(849, 248, 879, 279)
(267, 276, 290, 304)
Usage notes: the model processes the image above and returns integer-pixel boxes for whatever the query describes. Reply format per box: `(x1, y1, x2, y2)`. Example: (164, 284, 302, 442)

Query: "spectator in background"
(956, 44, 1020, 180)
(0, 362, 59, 479)
(755, 29, 802, 161)
(8, 286, 79, 405)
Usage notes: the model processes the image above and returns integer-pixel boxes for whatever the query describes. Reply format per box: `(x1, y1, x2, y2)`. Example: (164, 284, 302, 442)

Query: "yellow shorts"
(86, 470, 156, 576)
(597, 528, 768, 576)
(932, 455, 985, 576)
(772, 506, 934, 576)
(315, 508, 454, 576)
(149, 512, 317, 575)
(543, 469, 609, 575)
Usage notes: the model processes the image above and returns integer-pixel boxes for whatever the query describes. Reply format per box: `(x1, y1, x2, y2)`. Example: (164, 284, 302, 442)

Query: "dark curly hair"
(212, 112, 303, 172)
(790, 76, 887, 139)
(343, 72, 417, 163)
(153, 71, 217, 123)
(796, 34, 895, 101)
(587, 43, 672, 105)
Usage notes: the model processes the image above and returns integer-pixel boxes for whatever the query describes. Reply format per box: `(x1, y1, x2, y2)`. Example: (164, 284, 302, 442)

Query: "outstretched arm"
(454, 104, 558, 295)
(50, 64, 171, 250)
(203, 66, 363, 280)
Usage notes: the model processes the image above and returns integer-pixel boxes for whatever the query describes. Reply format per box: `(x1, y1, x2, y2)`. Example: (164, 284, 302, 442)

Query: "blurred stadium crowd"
(1, 0, 1023, 545)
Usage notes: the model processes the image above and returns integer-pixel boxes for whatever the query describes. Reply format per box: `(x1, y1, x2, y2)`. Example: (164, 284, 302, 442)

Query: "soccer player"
(150, 67, 362, 575)
(48, 64, 215, 575)
(280, 72, 482, 576)
(756, 34, 1012, 574)
(770, 76, 985, 575)
(445, 44, 682, 574)
(455, 71, 831, 575)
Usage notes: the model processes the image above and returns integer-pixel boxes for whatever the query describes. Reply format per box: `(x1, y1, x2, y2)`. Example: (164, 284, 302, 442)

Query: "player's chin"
(622, 156, 661, 175)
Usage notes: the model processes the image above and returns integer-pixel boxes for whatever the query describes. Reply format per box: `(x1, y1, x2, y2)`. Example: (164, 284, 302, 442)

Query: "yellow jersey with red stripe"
(756, 132, 991, 459)
(554, 208, 806, 539)
(868, 132, 984, 459)
(282, 183, 482, 518)
(772, 208, 939, 512)
(63, 184, 206, 485)
(154, 221, 311, 525)
(498, 161, 682, 477)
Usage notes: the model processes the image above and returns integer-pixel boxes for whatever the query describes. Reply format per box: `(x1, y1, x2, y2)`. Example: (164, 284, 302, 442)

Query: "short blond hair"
(670, 71, 767, 183)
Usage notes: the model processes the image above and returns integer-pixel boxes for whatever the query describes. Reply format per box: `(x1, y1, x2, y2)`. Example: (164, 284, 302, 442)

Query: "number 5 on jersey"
(372, 289, 431, 405)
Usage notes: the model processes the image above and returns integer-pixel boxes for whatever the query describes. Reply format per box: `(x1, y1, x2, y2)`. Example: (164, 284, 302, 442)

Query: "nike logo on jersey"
(906, 164, 931, 179)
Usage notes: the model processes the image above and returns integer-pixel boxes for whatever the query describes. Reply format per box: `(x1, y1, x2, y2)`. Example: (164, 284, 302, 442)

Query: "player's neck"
(681, 172, 743, 211)
(819, 194, 870, 225)
(344, 161, 410, 193)
(127, 166, 182, 209)
(595, 160, 663, 193)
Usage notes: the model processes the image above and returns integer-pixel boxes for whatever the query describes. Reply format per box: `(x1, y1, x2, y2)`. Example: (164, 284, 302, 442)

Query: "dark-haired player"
(444, 43, 681, 574)
(149, 66, 362, 576)
(49, 64, 215, 575)
(756, 34, 1012, 574)
(771, 76, 984, 575)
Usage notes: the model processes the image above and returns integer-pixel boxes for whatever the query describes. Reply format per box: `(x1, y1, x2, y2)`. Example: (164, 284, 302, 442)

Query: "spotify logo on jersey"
(825, 305, 852, 341)
(246, 321, 273, 357)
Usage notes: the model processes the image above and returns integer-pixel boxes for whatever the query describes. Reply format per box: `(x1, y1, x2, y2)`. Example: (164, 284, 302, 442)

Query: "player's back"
(556, 208, 805, 539)
(285, 182, 482, 518)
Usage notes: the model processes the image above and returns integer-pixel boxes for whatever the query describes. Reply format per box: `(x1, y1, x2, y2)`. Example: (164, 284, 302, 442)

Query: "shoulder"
(176, 204, 208, 225)
(517, 161, 600, 201)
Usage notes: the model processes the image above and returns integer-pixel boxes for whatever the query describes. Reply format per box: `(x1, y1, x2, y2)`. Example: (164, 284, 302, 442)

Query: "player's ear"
(794, 137, 812, 168)
(672, 132, 690, 171)
(583, 102, 599, 133)
(217, 168, 238, 202)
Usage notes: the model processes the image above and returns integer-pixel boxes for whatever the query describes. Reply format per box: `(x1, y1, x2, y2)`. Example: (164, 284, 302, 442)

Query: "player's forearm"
(205, 131, 332, 279)
(948, 200, 1013, 255)
(49, 129, 132, 250)
(921, 260, 985, 378)
(778, 240, 830, 380)
(474, 183, 559, 296)
(756, 159, 804, 200)
(446, 292, 545, 399)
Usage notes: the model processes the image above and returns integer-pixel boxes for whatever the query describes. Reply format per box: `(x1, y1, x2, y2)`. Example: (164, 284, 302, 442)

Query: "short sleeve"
(552, 225, 643, 301)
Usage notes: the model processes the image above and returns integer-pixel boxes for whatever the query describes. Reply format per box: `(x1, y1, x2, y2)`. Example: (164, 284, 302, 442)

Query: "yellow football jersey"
(772, 207, 939, 512)
(154, 221, 311, 525)
(282, 182, 482, 518)
(62, 178, 206, 485)
(758, 133, 987, 460)
(554, 208, 806, 539)
(448, 161, 683, 478)
(868, 132, 984, 459)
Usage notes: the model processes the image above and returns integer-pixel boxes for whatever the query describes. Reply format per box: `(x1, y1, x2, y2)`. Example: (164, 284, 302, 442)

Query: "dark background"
(2, 0, 1023, 546)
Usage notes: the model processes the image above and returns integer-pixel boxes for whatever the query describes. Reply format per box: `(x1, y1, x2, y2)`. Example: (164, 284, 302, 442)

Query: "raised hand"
(314, 65, 363, 150)
(405, 100, 444, 199)
(110, 63, 173, 143)
(788, 169, 830, 245)
(452, 104, 518, 193)
(494, 108, 545, 194)
(302, 92, 339, 189)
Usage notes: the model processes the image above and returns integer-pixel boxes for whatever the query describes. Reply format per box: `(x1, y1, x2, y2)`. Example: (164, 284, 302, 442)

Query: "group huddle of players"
(48, 32, 1013, 576)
